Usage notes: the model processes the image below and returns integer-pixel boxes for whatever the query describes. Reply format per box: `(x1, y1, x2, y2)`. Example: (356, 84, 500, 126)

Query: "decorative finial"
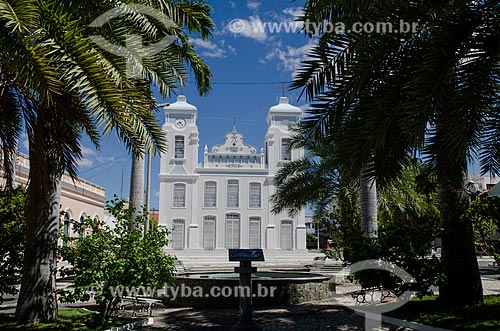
(232, 115, 239, 132)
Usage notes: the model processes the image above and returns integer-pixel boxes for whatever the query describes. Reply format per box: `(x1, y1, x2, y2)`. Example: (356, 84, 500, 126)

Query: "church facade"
(158, 95, 306, 251)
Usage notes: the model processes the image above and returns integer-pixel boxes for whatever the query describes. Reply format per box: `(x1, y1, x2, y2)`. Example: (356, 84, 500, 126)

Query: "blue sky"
(19, 0, 313, 209)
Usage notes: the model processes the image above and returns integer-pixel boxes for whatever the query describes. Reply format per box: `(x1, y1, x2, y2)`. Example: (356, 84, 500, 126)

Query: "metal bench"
(119, 296, 162, 316)
(350, 286, 393, 305)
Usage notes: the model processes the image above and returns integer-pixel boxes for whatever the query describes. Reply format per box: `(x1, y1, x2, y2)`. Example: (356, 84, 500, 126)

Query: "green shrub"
(343, 224, 444, 298)
(58, 197, 176, 319)
(0, 187, 25, 302)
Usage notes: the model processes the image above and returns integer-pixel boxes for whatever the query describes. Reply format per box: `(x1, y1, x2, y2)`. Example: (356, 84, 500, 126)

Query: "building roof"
(210, 127, 258, 155)
(268, 97, 302, 115)
(165, 95, 197, 111)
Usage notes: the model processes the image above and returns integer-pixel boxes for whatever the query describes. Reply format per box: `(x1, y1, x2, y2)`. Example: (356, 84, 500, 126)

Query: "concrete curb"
(382, 315, 454, 331)
(104, 317, 153, 331)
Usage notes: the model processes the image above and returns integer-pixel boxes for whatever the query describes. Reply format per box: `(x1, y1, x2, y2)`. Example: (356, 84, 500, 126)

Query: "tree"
(293, 0, 500, 306)
(271, 125, 377, 238)
(0, 187, 25, 302)
(465, 196, 500, 266)
(59, 197, 176, 320)
(0, 0, 213, 322)
(126, 0, 215, 228)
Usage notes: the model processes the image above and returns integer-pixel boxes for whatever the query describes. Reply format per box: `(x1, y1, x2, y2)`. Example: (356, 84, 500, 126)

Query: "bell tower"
(160, 95, 199, 175)
(264, 96, 303, 175)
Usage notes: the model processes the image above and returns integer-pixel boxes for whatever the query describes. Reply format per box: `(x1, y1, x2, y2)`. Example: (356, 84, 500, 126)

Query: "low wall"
(164, 272, 331, 308)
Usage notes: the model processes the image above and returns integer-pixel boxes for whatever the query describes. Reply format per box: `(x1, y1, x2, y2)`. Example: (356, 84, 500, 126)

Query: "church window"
(225, 213, 240, 249)
(227, 179, 239, 208)
(249, 217, 261, 249)
(249, 183, 261, 208)
(203, 216, 216, 250)
(280, 220, 293, 250)
(173, 183, 186, 208)
(204, 181, 217, 207)
(172, 219, 185, 250)
(281, 138, 292, 161)
(174, 136, 184, 158)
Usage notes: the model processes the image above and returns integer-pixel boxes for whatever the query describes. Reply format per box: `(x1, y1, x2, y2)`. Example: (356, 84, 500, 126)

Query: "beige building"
(1, 151, 106, 239)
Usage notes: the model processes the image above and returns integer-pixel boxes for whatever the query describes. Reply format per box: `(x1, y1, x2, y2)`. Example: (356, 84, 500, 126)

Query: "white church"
(158, 95, 306, 251)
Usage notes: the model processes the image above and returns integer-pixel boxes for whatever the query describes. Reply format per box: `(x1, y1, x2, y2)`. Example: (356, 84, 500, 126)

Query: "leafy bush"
(306, 232, 317, 242)
(465, 196, 500, 266)
(342, 224, 444, 298)
(59, 197, 176, 318)
(0, 187, 25, 302)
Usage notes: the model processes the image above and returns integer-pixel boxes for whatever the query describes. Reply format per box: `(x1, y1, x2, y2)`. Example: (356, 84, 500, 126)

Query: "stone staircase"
(167, 249, 325, 271)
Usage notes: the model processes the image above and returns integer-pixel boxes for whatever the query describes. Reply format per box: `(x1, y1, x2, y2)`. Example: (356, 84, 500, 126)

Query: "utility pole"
(144, 151, 151, 235)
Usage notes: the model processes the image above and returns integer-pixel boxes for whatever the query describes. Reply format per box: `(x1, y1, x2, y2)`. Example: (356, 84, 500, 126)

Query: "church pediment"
(211, 128, 257, 154)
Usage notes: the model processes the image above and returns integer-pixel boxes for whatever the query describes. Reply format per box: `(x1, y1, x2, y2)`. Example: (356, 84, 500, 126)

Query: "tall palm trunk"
(129, 151, 145, 229)
(16, 132, 61, 322)
(438, 179, 483, 305)
(360, 166, 377, 238)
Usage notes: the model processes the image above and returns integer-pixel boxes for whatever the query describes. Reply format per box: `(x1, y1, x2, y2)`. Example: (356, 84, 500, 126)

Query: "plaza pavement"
(1, 256, 498, 330)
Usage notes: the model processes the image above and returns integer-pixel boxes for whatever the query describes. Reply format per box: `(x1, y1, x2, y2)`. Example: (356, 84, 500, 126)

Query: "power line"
(78, 153, 128, 175)
(212, 81, 292, 85)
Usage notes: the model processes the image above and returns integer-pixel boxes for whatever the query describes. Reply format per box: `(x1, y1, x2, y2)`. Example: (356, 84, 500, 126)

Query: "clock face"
(174, 118, 186, 128)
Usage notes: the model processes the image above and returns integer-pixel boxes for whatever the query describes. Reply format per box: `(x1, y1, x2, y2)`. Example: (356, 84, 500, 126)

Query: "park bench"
(118, 296, 163, 316)
(350, 286, 394, 305)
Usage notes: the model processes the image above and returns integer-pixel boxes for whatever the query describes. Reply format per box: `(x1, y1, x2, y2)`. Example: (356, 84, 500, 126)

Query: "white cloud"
(229, 1, 236, 9)
(78, 158, 93, 168)
(80, 145, 96, 156)
(225, 16, 267, 43)
(191, 38, 229, 59)
(247, 1, 261, 10)
(96, 156, 115, 163)
(283, 7, 304, 18)
(227, 45, 237, 55)
(264, 41, 314, 72)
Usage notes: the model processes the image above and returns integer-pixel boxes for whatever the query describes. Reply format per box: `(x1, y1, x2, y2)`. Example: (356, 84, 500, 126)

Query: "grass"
(387, 295, 500, 330)
(0, 308, 134, 331)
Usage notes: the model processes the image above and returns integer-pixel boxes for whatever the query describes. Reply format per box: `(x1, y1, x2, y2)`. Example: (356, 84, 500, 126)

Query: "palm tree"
(293, 0, 500, 306)
(0, 0, 213, 322)
(271, 126, 377, 238)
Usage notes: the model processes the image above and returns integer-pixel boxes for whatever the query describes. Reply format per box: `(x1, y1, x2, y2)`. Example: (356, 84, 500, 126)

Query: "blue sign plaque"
(228, 249, 265, 262)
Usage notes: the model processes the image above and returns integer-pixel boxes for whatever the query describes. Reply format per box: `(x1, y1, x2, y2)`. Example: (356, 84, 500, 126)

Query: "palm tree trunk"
(129, 151, 145, 229)
(438, 180, 483, 306)
(360, 166, 377, 238)
(16, 149, 60, 322)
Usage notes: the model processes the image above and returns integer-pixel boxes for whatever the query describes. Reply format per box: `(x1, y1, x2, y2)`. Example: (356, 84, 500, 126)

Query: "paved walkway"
(141, 300, 412, 331)
(2, 261, 498, 330)
(136, 267, 500, 331)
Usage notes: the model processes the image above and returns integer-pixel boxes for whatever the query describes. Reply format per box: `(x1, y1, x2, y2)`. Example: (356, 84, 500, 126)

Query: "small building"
(158, 95, 306, 251)
(0, 151, 106, 240)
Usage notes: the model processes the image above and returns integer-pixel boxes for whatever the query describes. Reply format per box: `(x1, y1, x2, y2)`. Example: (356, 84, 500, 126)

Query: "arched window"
(227, 180, 239, 208)
(225, 213, 240, 249)
(172, 219, 185, 250)
(173, 183, 186, 208)
(280, 220, 293, 250)
(63, 213, 70, 247)
(249, 183, 261, 208)
(174, 136, 185, 158)
(249, 217, 261, 249)
(281, 138, 292, 161)
(204, 181, 217, 208)
(203, 216, 216, 250)
(79, 213, 87, 238)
